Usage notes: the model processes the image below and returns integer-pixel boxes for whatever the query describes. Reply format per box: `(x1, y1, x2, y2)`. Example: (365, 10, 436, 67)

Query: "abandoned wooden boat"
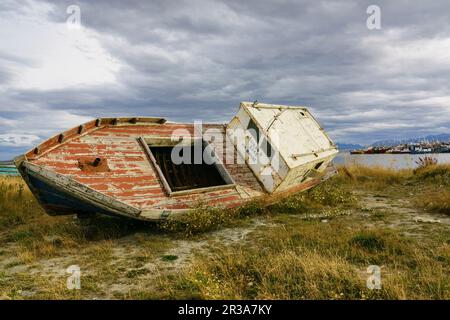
(14, 102, 339, 221)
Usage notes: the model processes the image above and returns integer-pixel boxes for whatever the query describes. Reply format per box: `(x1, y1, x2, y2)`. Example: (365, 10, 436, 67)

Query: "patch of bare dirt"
(356, 191, 450, 240)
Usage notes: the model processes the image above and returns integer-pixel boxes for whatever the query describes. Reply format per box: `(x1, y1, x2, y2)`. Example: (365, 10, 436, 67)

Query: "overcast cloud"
(1, 0, 450, 159)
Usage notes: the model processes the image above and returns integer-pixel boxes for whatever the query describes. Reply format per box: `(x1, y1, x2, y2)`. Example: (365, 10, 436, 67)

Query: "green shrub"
(349, 233, 385, 252)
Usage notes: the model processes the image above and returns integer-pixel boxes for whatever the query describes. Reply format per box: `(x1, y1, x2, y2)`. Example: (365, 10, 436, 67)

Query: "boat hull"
(14, 102, 339, 222)
(17, 159, 336, 221)
(27, 173, 115, 216)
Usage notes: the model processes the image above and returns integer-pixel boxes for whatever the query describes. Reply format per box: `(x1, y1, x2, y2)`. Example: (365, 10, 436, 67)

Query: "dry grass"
(159, 182, 357, 237)
(335, 165, 412, 189)
(0, 176, 165, 263)
(0, 176, 44, 227)
(0, 176, 177, 299)
(156, 222, 449, 300)
(414, 164, 450, 186)
(335, 163, 450, 189)
(415, 189, 450, 216)
(151, 164, 450, 300)
(158, 201, 266, 237)
(336, 164, 450, 216)
(0, 163, 449, 300)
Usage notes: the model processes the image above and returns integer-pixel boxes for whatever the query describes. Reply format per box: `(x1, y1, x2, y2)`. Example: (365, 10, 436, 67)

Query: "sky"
(1, 0, 450, 160)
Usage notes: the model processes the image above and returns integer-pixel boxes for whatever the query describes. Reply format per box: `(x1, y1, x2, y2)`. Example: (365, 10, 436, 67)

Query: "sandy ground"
(357, 191, 450, 239)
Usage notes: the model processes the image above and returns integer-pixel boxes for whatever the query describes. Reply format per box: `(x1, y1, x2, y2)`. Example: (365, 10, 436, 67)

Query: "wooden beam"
(138, 137, 173, 196)
(169, 184, 236, 197)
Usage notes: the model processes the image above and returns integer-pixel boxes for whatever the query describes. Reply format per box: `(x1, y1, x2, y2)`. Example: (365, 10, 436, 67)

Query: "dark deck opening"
(149, 145, 227, 192)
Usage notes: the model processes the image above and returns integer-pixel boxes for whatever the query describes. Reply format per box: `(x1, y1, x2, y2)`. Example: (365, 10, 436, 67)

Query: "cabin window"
(314, 161, 324, 170)
(247, 119, 260, 142)
(139, 137, 235, 195)
(261, 137, 273, 158)
(247, 119, 273, 159)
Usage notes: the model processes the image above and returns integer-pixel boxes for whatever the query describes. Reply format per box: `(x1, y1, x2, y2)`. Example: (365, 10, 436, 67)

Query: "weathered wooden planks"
(29, 122, 264, 212)
(22, 161, 141, 217)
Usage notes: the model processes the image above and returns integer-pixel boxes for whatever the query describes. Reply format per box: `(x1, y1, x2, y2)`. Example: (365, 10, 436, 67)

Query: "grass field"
(0, 165, 449, 299)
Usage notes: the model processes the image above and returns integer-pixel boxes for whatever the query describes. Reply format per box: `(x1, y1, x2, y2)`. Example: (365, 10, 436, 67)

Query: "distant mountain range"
(371, 134, 450, 147)
(337, 133, 450, 151)
(336, 143, 365, 151)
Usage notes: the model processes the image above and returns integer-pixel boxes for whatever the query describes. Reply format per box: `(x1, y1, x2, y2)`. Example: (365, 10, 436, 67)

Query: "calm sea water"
(334, 152, 450, 170)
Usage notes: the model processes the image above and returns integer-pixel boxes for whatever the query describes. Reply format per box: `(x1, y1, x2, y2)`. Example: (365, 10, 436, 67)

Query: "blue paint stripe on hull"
(27, 174, 116, 217)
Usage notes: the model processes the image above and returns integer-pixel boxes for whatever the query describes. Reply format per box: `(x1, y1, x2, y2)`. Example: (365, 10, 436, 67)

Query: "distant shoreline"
(340, 151, 450, 155)
(0, 160, 18, 175)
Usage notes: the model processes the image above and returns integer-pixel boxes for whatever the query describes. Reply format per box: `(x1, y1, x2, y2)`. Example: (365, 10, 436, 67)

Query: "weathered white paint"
(227, 102, 339, 193)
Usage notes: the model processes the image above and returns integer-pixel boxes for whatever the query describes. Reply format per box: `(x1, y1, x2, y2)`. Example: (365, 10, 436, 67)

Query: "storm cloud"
(1, 0, 450, 159)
